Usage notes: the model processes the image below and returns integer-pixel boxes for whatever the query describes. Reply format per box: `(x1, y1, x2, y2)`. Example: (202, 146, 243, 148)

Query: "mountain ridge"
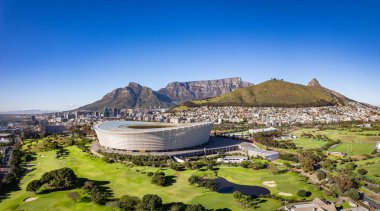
(78, 77, 252, 111)
(178, 79, 351, 109)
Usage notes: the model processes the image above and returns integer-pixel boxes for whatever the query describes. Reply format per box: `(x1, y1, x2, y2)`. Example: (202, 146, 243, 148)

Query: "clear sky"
(0, 0, 379, 111)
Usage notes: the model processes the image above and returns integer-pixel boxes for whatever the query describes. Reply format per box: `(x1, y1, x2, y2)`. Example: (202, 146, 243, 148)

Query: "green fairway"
(217, 167, 327, 200)
(0, 146, 328, 210)
(353, 157, 380, 182)
(283, 138, 328, 149)
(291, 128, 380, 156)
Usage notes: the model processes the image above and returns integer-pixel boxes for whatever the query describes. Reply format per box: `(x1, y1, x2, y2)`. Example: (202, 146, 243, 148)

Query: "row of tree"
(0, 142, 30, 193)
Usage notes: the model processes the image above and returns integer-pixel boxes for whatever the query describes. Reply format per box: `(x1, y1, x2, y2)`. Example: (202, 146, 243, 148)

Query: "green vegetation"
(177, 80, 344, 108)
(0, 146, 329, 210)
(290, 128, 380, 156)
(291, 138, 328, 149)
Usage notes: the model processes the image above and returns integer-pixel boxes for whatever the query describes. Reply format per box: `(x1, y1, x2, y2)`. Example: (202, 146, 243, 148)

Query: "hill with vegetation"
(178, 79, 348, 108)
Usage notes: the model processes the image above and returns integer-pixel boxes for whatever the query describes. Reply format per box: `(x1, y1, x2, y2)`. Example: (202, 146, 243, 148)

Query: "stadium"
(94, 121, 213, 152)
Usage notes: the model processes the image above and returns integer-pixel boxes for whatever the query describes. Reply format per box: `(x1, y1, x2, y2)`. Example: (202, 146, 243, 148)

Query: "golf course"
(289, 128, 380, 156)
(0, 146, 329, 211)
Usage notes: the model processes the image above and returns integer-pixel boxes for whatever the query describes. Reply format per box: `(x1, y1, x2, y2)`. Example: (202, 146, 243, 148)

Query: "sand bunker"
(24, 197, 38, 202)
(278, 192, 292, 196)
(262, 181, 277, 187)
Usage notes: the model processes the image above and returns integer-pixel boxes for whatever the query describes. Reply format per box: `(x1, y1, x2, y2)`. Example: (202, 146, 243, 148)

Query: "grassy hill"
(178, 80, 346, 109)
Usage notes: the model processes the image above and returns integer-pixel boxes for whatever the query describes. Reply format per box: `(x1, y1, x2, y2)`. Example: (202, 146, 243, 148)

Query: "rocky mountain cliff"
(158, 77, 252, 104)
(78, 77, 252, 111)
(307, 78, 351, 101)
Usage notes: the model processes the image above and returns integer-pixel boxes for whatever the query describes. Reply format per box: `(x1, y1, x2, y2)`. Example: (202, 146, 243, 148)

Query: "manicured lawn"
(353, 157, 380, 182)
(287, 138, 328, 149)
(0, 146, 328, 210)
(291, 128, 380, 156)
(217, 167, 327, 200)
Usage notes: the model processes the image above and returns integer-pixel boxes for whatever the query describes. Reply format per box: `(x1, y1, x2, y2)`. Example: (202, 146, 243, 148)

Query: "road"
(0, 135, 21, 179)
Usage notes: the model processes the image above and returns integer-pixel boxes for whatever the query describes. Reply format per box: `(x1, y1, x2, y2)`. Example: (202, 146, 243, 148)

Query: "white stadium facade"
(94, 121, 213, 152)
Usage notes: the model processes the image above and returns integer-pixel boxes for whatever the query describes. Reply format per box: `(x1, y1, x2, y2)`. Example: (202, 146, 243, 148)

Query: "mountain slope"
(78, 77, 252, 111)
(181, 79, 347, 108)
(158, 77, 252, 104)
(79, 82, 173, 111)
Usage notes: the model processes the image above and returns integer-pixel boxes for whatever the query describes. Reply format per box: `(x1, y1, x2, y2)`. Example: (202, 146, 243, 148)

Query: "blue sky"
(0, 0, 379, 111)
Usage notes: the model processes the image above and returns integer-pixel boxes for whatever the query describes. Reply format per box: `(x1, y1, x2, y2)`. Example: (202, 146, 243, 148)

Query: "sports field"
(0, 146, 329, 211)
(290, 128, 379, 156)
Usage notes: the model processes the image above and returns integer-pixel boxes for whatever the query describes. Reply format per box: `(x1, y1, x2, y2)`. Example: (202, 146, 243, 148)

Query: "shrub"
(297, 189, 311, 197)
(185, 204, 207, 211)
(357, 168, 368, 175)
(26, 179, 42, 193)
(316, 170, 327, 181)
(67, 191, 80, 202)
(151, 172, 166, 186)
(345, 188, 360, 200)
(119, 195, 140, 210)
(141, 194, 162, 211)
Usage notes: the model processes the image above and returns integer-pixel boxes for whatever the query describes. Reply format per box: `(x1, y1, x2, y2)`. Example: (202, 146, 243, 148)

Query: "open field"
(0, 146, 329, 210)
(287, 138, 328, 149)
(353, 157, 380, 182)
(290, 128, 380, 156)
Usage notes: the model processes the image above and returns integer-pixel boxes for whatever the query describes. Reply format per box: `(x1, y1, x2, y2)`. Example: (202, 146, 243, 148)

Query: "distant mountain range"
(78, 77, 252, 111)
(178, 78, 352, 109)
(0, 109, 55, 115)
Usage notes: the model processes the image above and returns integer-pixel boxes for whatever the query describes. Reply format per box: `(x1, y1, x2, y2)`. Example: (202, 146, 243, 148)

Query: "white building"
(94, 121, 213, 152)
(217, 156, 248, 164)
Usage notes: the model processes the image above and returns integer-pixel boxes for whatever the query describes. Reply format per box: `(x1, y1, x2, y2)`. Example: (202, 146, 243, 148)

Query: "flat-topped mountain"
(158, 77, 252, 104)
(179, 79, 349, 108)
(78, 77, 252, 111)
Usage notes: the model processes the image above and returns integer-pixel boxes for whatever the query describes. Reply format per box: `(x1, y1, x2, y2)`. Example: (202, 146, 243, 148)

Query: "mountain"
(78, 77, 251, 111)
(0, 109, 55, 115)
(307, 78, 351, 101)
(79, 82, 174, 111)
(158, 77, 252, 104)
(179, 79, 349, 108)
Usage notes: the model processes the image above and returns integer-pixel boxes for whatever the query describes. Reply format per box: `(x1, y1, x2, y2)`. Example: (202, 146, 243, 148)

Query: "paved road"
(0, 135, 21, 177)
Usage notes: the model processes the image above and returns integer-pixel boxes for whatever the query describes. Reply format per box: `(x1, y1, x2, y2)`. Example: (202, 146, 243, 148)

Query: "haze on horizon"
(1, 0, 380, 112)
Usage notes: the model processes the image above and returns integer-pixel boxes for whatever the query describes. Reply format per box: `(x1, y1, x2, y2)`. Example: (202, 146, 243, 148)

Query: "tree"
(332, 173, 353, 192)
(316, 170, 327, 181)
(345, 162, 357, 170)
(169, 162, 184, 171)
(151, 172, 166, 186)
(299, 151, 316, 172)
(268, 164, 280, 175)
(251, 161, 268, 170)
(321, 159, 334, 171)
(169, 203, 186, 211)
(345, 188, 360, 200)
(233, 191, 243, 200)
(185, 204, 207, 211)
(91, 189, 106, 204)
(26, 180, 42, 193)
(297, 189, 311, 197)
(40, 168, 77, 190)
(141, 194, 162, 211)
(81, 181, 96, 193)
(206, 160, 216, 171)
(357, 168, 368, 175)
(119, 195, 140, 210)
(67, 191, 80, 202)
